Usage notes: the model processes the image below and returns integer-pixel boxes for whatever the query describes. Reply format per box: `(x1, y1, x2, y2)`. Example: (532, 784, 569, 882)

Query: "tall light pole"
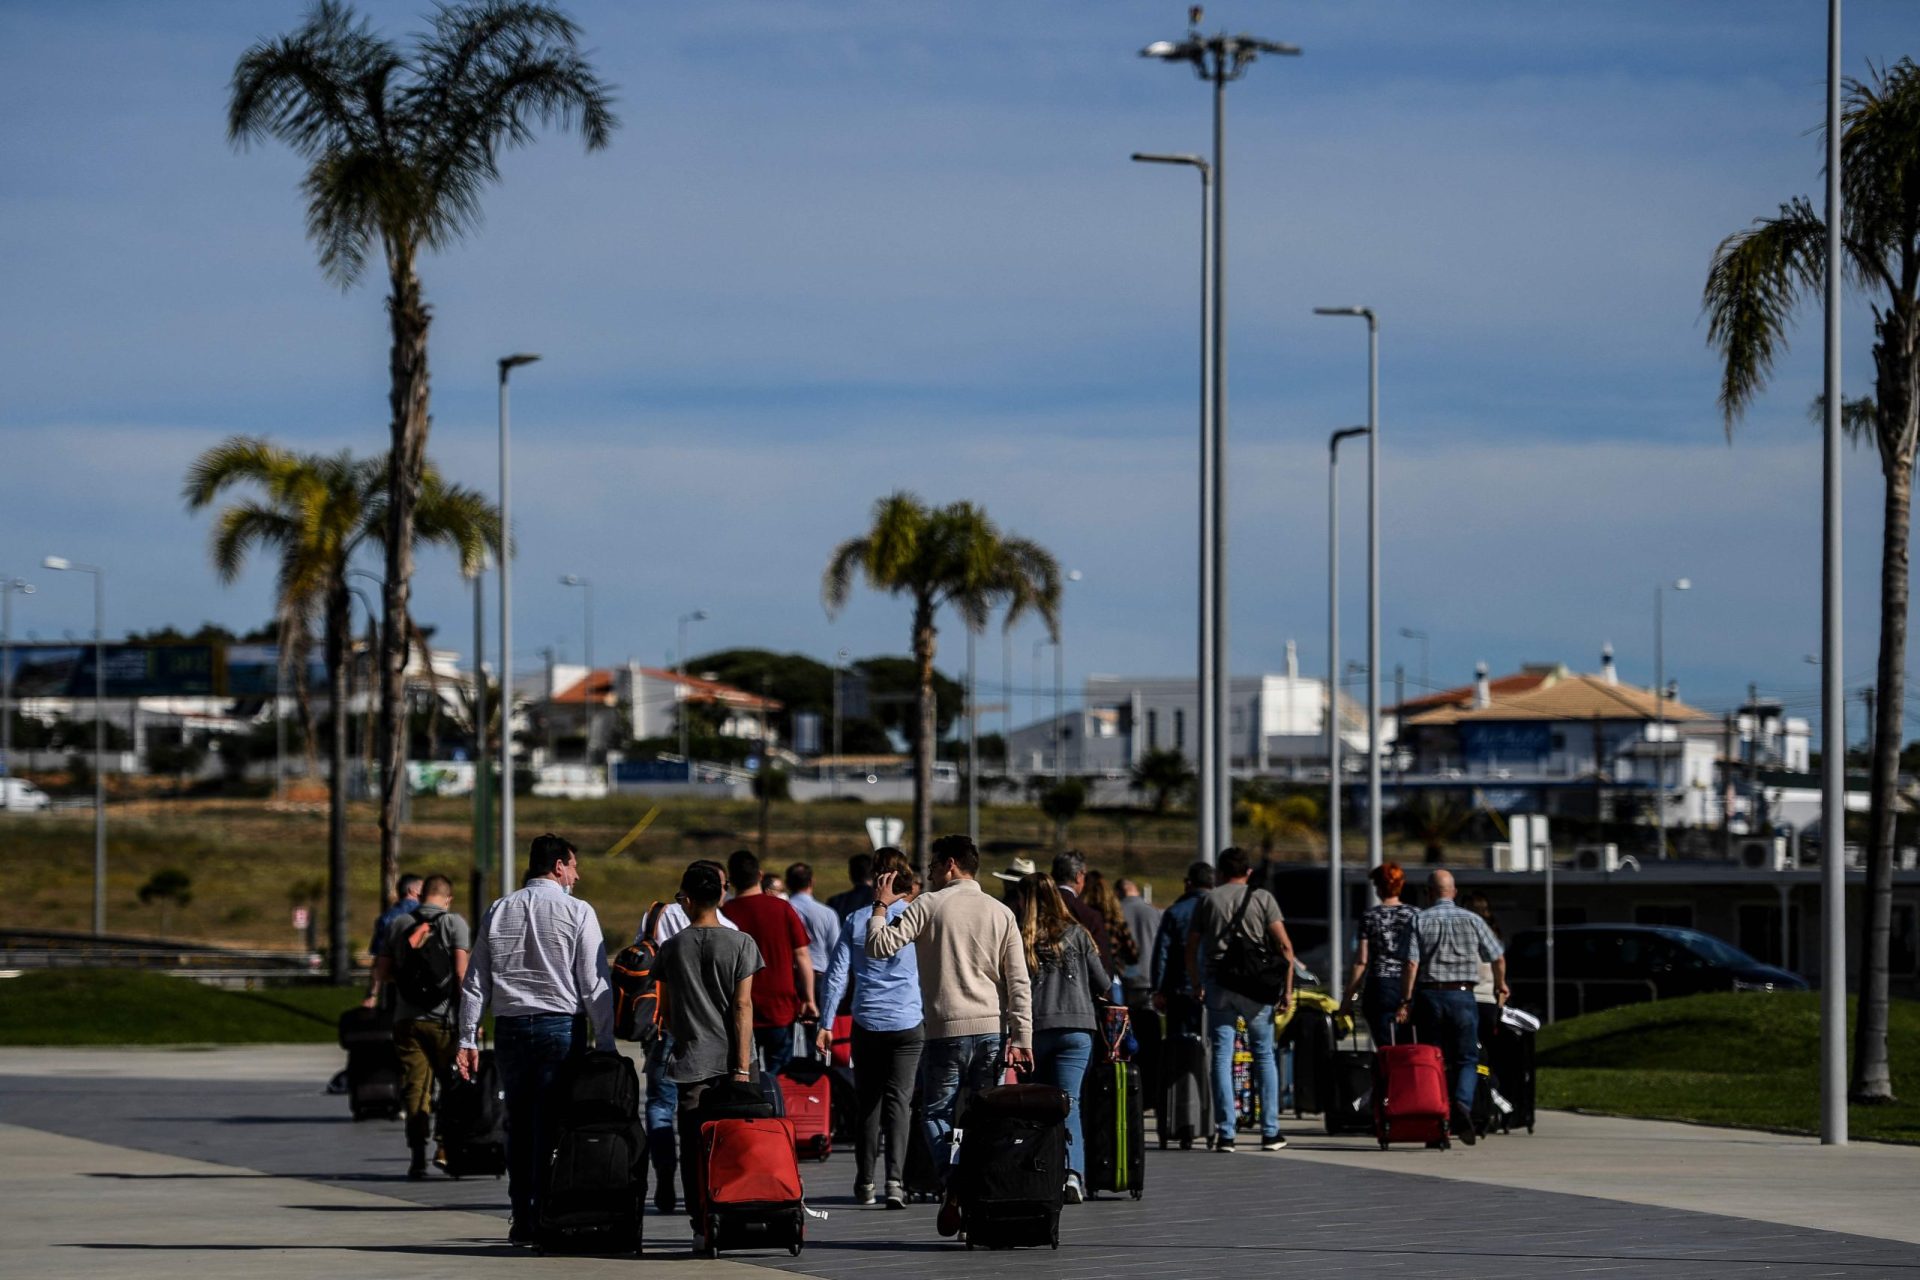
(967, 627, 980, 844)
(1, 576, 33, 809)
(559, 574, 593, 673)
(1132, 148, 1214, 866)
(44, 556, 105, 935)
(1053, 570, 1082, 783)
(1327, 427, 1367, 1000)
(1316, 305, 1381, 873)
(1143, 24, 1299, 860)
(469, 558, 492, 918)
(677, 609, 708, 765)
(498, 352, 539, 899)
(1653, 577, 1691, 859)
(1819, 0, 1847, 1146)
(832, 645, 848, 797)
(1399, 627, 1429, 693)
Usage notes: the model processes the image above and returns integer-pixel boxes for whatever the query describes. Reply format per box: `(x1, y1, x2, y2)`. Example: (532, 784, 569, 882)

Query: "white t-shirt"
(644, 900, 739, 945)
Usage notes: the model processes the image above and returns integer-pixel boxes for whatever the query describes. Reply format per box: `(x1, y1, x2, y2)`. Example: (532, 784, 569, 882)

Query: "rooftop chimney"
(1473, 662, 1491, 709)
(1601, 642, 1618, 685)
(1285, 639, 1298, 680)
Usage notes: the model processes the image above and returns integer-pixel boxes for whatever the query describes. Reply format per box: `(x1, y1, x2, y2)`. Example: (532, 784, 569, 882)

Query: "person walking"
(1397, 868, 1507, 1146)
(1115, 878, 1160, 1005)
(1051, 851, 1113, 974)
(362, 872, 423, 1006)
(1151, 861, 1215, 1038)
(865, 833, 1033, 1237)
(1019, 871, 1108, 1204)
(654, 860, 762, 1248)
(455, 834, 614, 1246)
(785, 861, 841, 1018)
(1084, 869, 1140, 992)
(816, 848, 924, 1208)
(1340, 861, 1420, 1047)
(721, 849, 816, 1075)
(1186, 847, 1295, 1152)
(369, 874, 469, 1179)
(826, 851, 876, 919)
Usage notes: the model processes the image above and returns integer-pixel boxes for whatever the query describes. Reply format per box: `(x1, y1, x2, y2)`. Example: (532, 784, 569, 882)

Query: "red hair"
(1369, 861, 1405, 900)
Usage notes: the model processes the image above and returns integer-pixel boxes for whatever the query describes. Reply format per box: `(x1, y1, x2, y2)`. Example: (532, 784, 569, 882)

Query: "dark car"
(1505, 924, 1807, 1017)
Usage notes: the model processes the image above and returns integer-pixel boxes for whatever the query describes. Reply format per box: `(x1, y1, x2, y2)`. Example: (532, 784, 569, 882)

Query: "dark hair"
(680, 861, 725, 908)
(874, 848, 918, 896)
(786, 862, 814, 893)
(727, 849, 760, 891)
(1050, 850, 1086, 886)
(1217, 846, 1252, 881)
(525, 833, 576, 882)
(929, 833, 979, 876)
(1462, 891, 1501, 940)
(1185, 860, 1217, 890)
(1369, 861, 1406, 900)
(420, 874, 454, 900)
(847, 851, 875, 885)
(396, 874, 424, 899)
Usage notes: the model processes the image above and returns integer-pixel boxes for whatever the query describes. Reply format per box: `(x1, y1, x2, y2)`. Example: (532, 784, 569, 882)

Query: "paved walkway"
(2, 1046, 1916, 1278)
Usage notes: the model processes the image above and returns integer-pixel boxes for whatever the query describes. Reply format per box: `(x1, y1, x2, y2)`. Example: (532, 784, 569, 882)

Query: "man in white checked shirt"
(456, 833, 614, 1246)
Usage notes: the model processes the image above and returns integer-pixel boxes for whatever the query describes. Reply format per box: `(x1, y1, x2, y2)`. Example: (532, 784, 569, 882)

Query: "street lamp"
(1, 576, 35, 810)
(559, 574, 593, 673)
(498, 352, 539, 900)
(832, 645, 849, 798)
(1132, 148, 1216, 867)
(1398, 627, 1429, 693)
(1327, 427, 1367, 1000)
(1142, 22, 1299, 861)
(1316, 305, 1382, 875)
(1818, 0, 1847, 1147)
(677, 609, 709, 765)
(1653, 577, 1692, 860)
(1053, 570, 1083, 783)
(43, 555, 106, 935)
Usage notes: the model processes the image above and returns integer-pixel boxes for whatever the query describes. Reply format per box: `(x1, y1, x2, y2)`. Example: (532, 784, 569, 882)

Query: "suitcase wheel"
(1129, 1188, 1143, 1201)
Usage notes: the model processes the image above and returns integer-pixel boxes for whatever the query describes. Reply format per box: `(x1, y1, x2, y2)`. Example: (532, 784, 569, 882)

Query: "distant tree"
(1130, 748, 1195, 815)
(1246, 793, 1321, 854)
(1038, 778, 1088, 850)
(147, 739, 207, 795)
(138, 868, 194, 935)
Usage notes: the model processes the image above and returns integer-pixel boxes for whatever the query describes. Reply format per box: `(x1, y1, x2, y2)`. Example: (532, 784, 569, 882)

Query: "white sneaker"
(854, 1182, 877, 1205)
(1063, 1172, 1085, 1204)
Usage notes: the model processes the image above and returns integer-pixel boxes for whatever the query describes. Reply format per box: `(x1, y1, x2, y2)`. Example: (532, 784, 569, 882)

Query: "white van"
(0, 778, 52, 811)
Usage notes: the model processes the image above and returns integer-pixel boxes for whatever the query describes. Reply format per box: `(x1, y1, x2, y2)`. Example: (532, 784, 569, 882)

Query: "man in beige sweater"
(867, 832, 1032, 1234)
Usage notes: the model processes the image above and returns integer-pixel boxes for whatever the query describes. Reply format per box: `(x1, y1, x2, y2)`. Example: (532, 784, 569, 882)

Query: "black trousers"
(851, 1022, 925, 1188)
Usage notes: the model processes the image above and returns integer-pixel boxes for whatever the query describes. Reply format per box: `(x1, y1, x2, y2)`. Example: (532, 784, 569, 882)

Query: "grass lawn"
(0, 970, 359, 1045)
(1539, 991, 1920, 1145)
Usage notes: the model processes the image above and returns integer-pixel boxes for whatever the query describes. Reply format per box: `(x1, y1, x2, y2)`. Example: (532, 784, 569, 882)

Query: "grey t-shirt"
(1197, 883, 1285, 964)
(657, 924, 764, 1085)
(386, 904, 472, 1023)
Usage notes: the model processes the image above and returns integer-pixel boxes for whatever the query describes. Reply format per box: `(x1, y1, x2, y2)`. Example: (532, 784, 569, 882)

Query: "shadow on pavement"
(67, 1242, 523, 1259)
(86, 1171, 406, 1184)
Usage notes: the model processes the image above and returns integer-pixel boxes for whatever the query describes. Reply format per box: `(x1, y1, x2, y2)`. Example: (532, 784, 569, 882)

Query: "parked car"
(0, 778, 52, 811)
(1505, 923, 1807, 1017)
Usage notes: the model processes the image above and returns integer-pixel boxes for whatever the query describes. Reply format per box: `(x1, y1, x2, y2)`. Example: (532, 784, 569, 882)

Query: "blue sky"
(1, 1, 1914, 737)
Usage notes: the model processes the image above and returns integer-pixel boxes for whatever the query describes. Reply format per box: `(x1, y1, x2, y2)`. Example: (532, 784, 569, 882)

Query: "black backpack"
(1214, 887, 1291, 1006)
(395, 911, 456, 1011)
(611, 902, 669, 1044)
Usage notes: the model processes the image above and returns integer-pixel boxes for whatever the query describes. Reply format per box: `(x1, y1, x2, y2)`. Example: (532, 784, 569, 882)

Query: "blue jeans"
(754, 1024, 794, 1078)
(1207, 991, 1280, 1141)
(1361, 980, 1405, 1049)
(644, 1034, 679, 1192)
(1032, 1028, 1094, 1177)
(919, 1032, 1002, 1185)
(495, 1013, 582, 1225)
(1415, 987, 1480, 1113)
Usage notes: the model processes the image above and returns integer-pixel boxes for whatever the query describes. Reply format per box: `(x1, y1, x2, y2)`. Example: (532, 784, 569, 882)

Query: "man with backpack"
(1187, 847, 1295, 1152)
(368, 874, 469, 1179)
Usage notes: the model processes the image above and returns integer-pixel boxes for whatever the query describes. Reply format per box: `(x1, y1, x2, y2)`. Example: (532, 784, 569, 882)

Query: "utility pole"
(1747, 682, 1762, 833)
(758, 674, 772, 860)
(1722, 712, 1737, 861)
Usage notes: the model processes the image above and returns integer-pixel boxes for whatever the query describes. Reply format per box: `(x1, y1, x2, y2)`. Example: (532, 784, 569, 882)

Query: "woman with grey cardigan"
(1018, 871, 1110, 1204)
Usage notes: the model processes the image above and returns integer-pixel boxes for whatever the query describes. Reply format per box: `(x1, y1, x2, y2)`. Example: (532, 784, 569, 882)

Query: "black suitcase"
(538, 1120, 647, 1255)
(1486, 1022, 1536, 1134)
(956, 1109, 1065, 1250)
(346, 1044, 403, 1120)
(1126, 998, 1162, 1113)
(558, 1049, 641, 1125)
(1287, 1005, 1334, 1116)
(337, 1005, 392, 1050)
(1159, 1032, 1211, 1149)
(1081, 1059, 1145, 1198)
(438, 1048, 508, 1178)
(901, 1096, 944, 1203)
(1324, 1039, 1376, 1136)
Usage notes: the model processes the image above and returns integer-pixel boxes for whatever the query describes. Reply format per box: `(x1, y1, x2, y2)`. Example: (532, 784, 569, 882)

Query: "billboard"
(1, 642, 325, 698)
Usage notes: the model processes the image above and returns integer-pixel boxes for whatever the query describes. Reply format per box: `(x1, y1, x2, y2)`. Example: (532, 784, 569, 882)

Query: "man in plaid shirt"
(1397, 869, 1507, 1144)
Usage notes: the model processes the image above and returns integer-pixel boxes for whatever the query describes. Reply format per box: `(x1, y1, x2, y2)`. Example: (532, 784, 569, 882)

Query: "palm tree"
(185, 437, 499, 979)
(824, 494, 1061, 871)
(228, 0, 616, 905)
(1130, 747, 1196, 815)
(1246, 794, 1322, 855)
(1703, 58, 1920, 1105)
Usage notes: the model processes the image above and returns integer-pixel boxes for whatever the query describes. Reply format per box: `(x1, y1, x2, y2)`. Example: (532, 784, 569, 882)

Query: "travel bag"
(699, 1116, 806, 1257)
(1159, 1031, 1212, 1149)
(954, 1085, 1068, 1251)
(345, 1044, 403, 1120)
(1324, 1025, 1376, 1136)
(337, 1005, 392, 1050)
(902, 1094, 944, 1203)
(538, 1119, 647, 1255)
(777, 1058, 834, 1161)
(558, 1049, 642, 1126)
(1486, 1016, 1537, 1134)
(1080, 1059, 1145, 1199)
(437, 1047, 508, 1178)
(1374, 1024, 1450, 1150)
(1287, 1001, 1335, 1117)
(1127, 997, 1163, 1111)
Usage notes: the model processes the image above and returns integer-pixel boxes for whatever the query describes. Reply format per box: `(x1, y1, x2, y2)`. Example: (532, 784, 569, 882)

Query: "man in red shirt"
(721, 848, 816, 1075)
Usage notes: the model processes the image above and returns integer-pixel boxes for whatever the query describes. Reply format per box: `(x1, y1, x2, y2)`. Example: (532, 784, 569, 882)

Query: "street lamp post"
(832, 646, 848, 797)
(470, 560, 492, 919)
(1819, 0, 1847, 1146)
(1132, 148, 1214, 866)
(1316, 306, 1381, 873)
(1142, 24, 1299, 860)
(1653, 577, 1692, 859)
(1399, 627, 1429, 693)
(43, 556, 105, 935)
(1053, 570, 1082, 784)
(677, 610, 709, 765)
(1, 576, 33, 809)
(560, 575, 593, 673)
(968, 628, 980, 844)
(1327, 427, 1367, 1000)
(498, 352, 539, 900)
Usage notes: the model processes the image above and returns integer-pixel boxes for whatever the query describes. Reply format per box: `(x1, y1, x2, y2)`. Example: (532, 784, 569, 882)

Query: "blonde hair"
(1019, 872, 1075, 974)
(1084, 868, 1138, 967)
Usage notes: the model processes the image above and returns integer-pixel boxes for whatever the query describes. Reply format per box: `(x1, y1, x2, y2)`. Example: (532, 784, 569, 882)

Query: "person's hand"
(815, 1026, 834, 1056)
(1338, 996, 1355, 1016)
(798, 998, 819, 1022)
(1496, 984, 1511, 1007)
(359, 994, 378, 1009)
(873, 871, 902, 908)
(1151, 992, 1167, 1014)
(1004, 1046, 1034, 1072)
(1394, 1006, 1410, 1025)
(1190, 982, 1205, 1004)
(454, 1047, 479, 1081)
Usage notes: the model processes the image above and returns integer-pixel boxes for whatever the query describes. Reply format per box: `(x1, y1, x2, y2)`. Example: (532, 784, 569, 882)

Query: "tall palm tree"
(824, 494, 1062, 871)
(228, 0, 616, 902)
(185, 437, 500, 979)
(1703, 58, 1920, 1104)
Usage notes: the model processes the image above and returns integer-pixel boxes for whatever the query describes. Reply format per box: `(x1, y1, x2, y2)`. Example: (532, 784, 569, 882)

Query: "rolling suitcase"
(538, 1119, 646, 1254)
(345, 1045, 403, 1120)
(1486, 1019, 1537, 1134)
(1286, 1003, 1334, 1117)
(955, 1084, 1069, 1251)
(1081, 1059, 1145, 1199)
(1324, 1026, 1376, 1136)
(1159, 1032, 1211, 1149)
(700, 1117, 806, 1257)
(902, 1096, 944, 1203)
(777, 1058, 834, 1161)
(437, 1047, 508, 1178)
(558, 1049, 642, 1126)
(1375, 1024, 1450, 1150)
(1127, 997, 1162, 1112)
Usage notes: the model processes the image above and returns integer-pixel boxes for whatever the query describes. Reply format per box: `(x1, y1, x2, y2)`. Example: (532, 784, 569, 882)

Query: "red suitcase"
(777, 1059, 834, 1161)
(1375, 1027, 1451, 1150)
(699, 1116, 806, 1257)
(830, 1014, 853, 1070)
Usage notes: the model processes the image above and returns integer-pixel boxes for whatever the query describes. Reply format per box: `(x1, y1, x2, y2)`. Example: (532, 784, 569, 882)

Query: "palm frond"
(209, 503, 301, 585)
(182, 436, 301, 510)
(1808, 393, 1882, 447)
(1702, 198, 1825, 435)
(409, 468, 504, 575)
(1840, 58, 1920, 295)
(228, 0, 395, 156)
(821, 536, 874, 616)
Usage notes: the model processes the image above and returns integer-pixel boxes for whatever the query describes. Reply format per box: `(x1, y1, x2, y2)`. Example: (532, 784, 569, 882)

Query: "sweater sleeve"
(865, 893, 929, 960)
(1083, 928, 1111, 1001)
(1000, 913, 1034, 1048)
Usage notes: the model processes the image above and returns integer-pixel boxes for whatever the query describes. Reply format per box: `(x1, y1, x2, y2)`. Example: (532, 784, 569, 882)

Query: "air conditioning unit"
(1484, 842, 1516, 872)
(1900, 848, 1920, 872)
(1738, 837, 1790, 871)
(1573, 843, 1620, 872)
